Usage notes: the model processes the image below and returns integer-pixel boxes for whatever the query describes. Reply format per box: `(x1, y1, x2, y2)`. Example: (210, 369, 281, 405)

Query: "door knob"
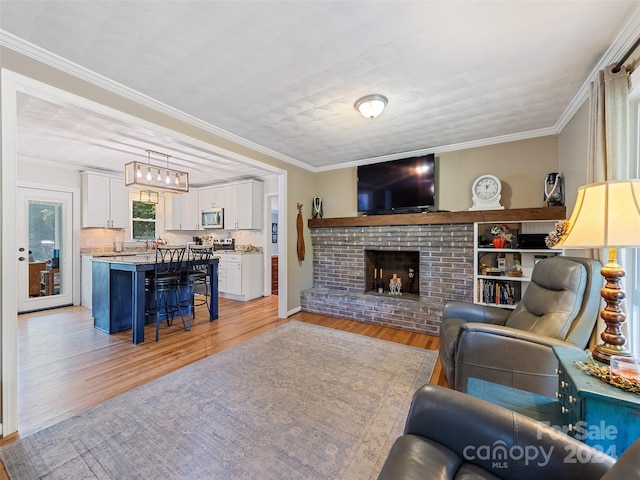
(18, 256, 26, 261)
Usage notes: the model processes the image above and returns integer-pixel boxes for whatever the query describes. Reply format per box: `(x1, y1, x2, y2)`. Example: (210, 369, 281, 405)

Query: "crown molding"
(318, 127, 558, 171)
(0, 30, 311, 172)
(554, 5, 640, 133)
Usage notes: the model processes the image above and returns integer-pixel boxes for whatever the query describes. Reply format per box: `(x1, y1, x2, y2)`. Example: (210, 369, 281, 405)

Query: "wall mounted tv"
(357, 154, 436, 215)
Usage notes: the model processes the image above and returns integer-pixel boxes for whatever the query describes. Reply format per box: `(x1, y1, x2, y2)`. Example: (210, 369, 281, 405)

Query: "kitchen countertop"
(81, 248, 148, 257)
(92, 254, 158, 265)
(83, 248, 262, 258)
(94, 254, 231, 265)
(214, 250, 263, 255)
(83, 252, 142, 257)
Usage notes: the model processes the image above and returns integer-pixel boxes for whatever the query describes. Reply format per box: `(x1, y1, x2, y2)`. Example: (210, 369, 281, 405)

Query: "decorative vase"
(492, 237, 507, 249)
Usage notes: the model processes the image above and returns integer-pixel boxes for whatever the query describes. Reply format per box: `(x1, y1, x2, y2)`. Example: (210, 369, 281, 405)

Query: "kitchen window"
(131, 199, 156, 239)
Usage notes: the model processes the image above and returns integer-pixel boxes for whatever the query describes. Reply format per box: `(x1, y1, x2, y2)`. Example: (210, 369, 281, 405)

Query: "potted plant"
(490, 224, 514, 249)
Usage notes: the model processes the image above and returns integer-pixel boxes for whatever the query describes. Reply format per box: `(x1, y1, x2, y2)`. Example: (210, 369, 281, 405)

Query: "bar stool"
(145, 245, 186, 342)
(180, 245, 213, 325)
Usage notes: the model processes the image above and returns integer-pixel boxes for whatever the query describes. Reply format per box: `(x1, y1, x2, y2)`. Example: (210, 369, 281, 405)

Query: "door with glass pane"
(17, 187, 73, 312)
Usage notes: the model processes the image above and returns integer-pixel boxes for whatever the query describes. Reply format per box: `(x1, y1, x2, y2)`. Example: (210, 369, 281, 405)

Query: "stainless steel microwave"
(202, 208, 224, 229)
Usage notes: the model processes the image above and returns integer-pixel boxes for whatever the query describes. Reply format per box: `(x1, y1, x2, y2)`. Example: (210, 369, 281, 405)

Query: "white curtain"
(587, 64, 629, 182)
(586, 63, 630, 349)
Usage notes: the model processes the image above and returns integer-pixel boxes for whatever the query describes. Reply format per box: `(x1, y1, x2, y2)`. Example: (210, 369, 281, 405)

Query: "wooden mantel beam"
(308, 206, 566, 228)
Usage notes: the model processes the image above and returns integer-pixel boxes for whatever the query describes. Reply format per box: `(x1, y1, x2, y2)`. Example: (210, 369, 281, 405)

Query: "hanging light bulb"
(165, 171, 171, 185)
(136, 164, 142, 178)
(175, 175, 180, 187)
(142, 150, 151, 180)
(156, 169, 162, 182)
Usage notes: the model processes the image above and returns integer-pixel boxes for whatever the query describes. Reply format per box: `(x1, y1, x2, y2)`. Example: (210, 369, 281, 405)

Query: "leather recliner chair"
(439, 256, 602, 397)
(377, 385, 639, 480)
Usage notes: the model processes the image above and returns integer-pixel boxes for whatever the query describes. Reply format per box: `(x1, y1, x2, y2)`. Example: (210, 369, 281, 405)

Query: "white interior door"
(17, 187, 73, 312)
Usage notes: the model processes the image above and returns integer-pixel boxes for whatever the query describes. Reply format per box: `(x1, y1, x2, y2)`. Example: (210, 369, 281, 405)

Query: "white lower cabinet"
(225, 255, 243, 295)
(217, 253, 263, 301)
(81, 255, 93, 309)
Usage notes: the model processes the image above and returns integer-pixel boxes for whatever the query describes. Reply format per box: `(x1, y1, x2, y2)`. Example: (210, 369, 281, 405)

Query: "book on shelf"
(478, 279, 519, 305)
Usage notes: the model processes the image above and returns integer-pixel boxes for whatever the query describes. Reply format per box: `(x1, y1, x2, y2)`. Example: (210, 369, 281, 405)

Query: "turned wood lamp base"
(591, 248, 631, 365)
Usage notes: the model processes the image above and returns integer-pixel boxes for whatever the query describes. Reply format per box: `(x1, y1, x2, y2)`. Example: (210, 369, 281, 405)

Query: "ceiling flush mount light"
(354, 94, 388, 119)
(125, 149, 189, 194)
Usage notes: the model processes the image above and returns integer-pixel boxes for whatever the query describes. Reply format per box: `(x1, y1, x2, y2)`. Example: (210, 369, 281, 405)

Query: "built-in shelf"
(474, 220, 561, 309)
(308, 206, 566, 228)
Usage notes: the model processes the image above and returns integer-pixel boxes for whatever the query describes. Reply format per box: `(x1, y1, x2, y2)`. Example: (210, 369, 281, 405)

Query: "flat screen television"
(357, 154, 436, 215)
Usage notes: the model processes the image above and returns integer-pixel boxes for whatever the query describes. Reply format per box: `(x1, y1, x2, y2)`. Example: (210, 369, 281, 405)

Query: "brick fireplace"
(300, 223, 475, 335)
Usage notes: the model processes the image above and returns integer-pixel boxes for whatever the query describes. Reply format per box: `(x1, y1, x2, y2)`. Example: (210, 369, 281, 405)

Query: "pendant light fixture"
(125, 149, 189, 196)
(139, 190, 159, 204)
(354, 94, 388, 119)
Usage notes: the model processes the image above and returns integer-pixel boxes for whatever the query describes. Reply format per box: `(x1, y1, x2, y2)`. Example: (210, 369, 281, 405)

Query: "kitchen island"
(92, 253, 219, 344)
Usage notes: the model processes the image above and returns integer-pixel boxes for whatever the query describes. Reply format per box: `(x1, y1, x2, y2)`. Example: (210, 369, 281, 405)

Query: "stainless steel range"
(212, 238, 235, 251)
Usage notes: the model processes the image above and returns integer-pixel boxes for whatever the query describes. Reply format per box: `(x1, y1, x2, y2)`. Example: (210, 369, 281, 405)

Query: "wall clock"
(469, 174, 504, 211)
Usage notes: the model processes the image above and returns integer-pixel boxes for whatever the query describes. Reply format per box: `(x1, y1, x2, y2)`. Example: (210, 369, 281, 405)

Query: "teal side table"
(554, 346, 640, 458)
(466, 377, 562, 425)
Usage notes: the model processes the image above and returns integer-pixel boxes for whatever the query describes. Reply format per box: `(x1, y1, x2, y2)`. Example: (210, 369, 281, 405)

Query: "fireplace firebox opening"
(365, 250, 420, 300)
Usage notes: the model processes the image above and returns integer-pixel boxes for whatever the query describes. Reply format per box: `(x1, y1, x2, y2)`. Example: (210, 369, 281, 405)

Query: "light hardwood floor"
(1, 296, 446, 452)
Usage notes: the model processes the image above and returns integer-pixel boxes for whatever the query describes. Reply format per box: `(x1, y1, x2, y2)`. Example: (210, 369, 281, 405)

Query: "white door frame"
(1, 69, 288, 435)
(1, 69, 20, 436)
(263, 192, 279, 297)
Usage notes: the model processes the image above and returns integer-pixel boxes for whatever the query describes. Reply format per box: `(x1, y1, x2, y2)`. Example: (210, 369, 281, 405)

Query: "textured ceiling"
(1, 0, 640, 182)
(14, 93, 275, 187)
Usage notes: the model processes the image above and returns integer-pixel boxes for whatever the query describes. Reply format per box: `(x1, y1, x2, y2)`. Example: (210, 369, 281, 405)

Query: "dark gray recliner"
(439, 256, 602, 397)
(377, 385, 639, 480)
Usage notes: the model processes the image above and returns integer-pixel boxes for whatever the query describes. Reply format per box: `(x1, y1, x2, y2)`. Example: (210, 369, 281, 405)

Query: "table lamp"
(553, 180, 640, 364)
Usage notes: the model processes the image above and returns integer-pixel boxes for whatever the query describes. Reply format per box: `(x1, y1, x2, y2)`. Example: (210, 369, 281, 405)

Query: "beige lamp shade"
(555, 180, 640, 249)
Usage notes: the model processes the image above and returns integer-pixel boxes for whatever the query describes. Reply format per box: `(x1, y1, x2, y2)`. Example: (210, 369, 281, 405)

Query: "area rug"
(0, 320, 437, 479)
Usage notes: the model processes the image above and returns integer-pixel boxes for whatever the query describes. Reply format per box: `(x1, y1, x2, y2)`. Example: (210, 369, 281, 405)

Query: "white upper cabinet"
(224, 180, 263, 230)
(81, 172, 128, 228)
(199, 186, 225, 210)
(166, 180, 262, 231)
(166, 190, 202, 231)
(181, 190, 201, 230)
(224, 184, 240, 230)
